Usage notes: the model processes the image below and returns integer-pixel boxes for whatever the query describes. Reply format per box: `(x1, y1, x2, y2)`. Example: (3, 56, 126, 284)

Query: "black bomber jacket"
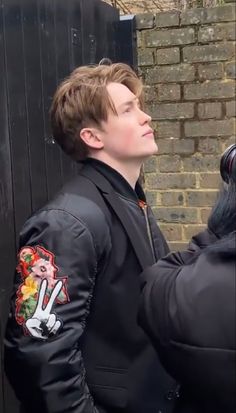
(139, 229, 236, 413)
(4, 159, 176, 413)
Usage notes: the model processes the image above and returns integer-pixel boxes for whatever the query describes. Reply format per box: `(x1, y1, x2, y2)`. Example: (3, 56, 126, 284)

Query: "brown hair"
(50, 63, 143, 160)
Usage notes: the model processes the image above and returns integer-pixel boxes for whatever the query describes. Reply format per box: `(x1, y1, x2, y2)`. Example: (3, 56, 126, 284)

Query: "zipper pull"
(138, 200, 147, 209)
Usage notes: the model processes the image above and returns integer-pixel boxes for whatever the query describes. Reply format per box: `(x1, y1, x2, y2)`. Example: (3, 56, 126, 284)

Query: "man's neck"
(88, 155, 143, 189)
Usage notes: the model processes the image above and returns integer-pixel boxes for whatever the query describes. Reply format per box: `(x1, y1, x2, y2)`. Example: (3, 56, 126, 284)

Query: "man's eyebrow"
(118, 97, 139, 109)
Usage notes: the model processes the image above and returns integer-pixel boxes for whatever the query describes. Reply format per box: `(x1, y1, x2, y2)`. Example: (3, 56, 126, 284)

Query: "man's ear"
(80, 128, 104, 150)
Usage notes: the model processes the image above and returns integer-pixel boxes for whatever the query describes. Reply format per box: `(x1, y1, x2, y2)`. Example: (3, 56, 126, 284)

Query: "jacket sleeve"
(138, 229, 233, 388)
(138, 228, 218, 345)
(4, 209, 101, 413)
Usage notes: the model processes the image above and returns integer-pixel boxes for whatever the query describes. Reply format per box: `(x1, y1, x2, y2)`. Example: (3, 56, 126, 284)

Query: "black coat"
(5, 160, 177, 413)
(139, 229, 236, 413)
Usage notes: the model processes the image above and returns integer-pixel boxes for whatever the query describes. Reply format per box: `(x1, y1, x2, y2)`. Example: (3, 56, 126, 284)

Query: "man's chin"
(148, 143, 158, 156)
(153, 144, 158, 155)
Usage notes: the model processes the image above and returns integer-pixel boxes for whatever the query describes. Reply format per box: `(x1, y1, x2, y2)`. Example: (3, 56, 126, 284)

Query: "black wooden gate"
(0, 0, 137, 411)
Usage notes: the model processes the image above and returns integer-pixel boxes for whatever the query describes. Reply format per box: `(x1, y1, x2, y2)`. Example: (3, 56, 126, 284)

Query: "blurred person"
(4, 63, 178, 413)
(139, 144, 236, 413)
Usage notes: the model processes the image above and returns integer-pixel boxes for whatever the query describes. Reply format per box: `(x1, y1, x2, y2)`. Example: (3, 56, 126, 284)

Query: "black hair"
(220, 144, 236, 184)
(208, 145, 236, 238)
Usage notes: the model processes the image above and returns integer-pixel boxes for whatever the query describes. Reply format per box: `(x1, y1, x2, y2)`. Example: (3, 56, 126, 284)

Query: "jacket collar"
(80, 158, 146, 203)
(78, 160, 154, 270)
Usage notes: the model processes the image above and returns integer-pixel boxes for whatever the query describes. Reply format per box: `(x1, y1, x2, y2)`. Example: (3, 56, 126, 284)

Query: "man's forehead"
(107, 82, 135, 95)
(106, 82, 138, 107)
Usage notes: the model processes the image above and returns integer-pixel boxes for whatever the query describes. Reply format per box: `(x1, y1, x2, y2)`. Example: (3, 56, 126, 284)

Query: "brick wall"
(103, 1, 176, 15)
(104, 0, 221, 15)
(137, 2, 236, 250)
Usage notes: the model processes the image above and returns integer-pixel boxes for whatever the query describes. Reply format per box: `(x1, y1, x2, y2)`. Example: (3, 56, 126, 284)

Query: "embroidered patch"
(15, 246, 69, 340)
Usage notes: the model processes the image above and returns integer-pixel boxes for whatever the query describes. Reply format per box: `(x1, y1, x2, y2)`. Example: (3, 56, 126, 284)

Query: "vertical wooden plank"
(4, 0, 32, 239)
(81, 0, 119, 66)
(54, 0, 78, 183)
(22, 0, 48, 212)
(115, 16, 138, 69)
(107, 6, 120, 63)
(0, 316, 5, 412)
(68, 0, 83, 71)
(0, 1, 16, 410)
(94, 0, 109, 61)
(38, 0, 63, 199)
(94, 1, 119, 63)
(0, 0, 15, 316)
(81, 0, 96, 65)
(1, 0, 22, 410)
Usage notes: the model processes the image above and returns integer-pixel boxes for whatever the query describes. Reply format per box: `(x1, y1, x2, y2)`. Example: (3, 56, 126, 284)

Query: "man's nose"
(138, 108, 151, 124)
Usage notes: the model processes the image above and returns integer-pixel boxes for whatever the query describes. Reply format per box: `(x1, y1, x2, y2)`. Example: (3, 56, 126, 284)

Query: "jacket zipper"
(138, 200, 156, 261)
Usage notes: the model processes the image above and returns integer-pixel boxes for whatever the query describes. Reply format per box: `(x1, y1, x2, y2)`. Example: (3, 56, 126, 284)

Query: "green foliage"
(19, 297, 37, 320)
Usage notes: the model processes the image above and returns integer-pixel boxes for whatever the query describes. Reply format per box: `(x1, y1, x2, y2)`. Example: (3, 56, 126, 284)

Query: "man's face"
(99, 82, 158, 163)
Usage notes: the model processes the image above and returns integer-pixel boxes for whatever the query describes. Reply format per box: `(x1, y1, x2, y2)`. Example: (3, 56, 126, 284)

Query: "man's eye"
(124, 107, 131, 113)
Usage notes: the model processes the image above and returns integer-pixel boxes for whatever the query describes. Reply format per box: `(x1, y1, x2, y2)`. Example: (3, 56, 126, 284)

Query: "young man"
(5, 63, 178, 413)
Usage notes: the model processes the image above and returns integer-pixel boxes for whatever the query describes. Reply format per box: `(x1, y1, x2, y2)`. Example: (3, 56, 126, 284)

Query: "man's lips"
(142, 129, 154, 137)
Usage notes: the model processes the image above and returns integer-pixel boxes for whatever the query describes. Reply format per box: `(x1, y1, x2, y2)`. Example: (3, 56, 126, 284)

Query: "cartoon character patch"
(15, 246, 69, 340)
